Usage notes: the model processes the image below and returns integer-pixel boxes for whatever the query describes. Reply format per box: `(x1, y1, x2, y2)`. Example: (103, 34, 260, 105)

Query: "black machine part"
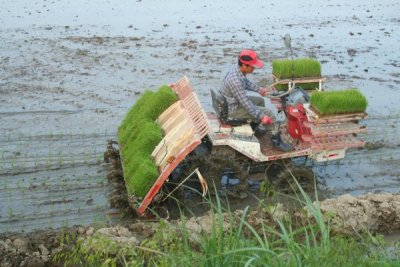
(281, 86, 310, 109)
(166, 140, 316, 200)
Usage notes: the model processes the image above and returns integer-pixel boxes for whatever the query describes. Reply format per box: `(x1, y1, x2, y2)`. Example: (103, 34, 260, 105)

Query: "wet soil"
(1, 0, 400, 264)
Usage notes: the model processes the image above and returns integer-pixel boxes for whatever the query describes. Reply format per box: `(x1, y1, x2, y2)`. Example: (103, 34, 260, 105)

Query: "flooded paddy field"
(0, 0, 399, 236)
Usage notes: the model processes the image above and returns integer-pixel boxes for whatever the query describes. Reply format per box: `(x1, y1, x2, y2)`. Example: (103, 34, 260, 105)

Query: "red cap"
(239, 49, 264, 68)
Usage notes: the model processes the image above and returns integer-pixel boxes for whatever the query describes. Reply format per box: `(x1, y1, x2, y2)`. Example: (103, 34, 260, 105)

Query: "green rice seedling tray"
(272, 58, 322, 91)
(117, 85, 177, 198)
(310, 89, 368, 115)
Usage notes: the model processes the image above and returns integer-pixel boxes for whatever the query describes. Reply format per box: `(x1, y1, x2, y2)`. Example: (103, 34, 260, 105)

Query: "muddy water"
(1, 0, 399, 233)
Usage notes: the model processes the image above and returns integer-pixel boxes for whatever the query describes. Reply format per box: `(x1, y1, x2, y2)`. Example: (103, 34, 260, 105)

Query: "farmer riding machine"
(108, 44, 368, 217)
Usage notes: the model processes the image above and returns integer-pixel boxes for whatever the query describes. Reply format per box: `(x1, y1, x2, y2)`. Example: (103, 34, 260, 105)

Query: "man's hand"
(260, 115, 273, 125)
(260, 87, 268, 97)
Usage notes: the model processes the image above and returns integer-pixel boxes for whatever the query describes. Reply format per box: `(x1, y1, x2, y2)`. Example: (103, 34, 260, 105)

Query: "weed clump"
(310, 88, 368, 115)
(56, 188, 399, 267)
(272, 58, 321, 91)
(117, 85, 177, 198)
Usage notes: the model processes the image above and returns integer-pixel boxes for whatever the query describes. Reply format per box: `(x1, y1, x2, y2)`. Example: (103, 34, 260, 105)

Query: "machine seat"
(210, 89, 248, 126)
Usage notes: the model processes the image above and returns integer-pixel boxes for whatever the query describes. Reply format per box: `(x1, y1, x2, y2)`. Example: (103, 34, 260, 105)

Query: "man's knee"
(249, 96, 265, 107)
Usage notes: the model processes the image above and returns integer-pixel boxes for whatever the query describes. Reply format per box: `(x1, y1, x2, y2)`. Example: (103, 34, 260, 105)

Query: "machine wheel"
(272, 166, 315, 194)
(263, 159, 292, 181)
(165, 145, 248, 200)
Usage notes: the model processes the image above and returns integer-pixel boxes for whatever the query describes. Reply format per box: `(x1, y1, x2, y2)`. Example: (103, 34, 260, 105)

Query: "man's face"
(244, 64, 255, 74)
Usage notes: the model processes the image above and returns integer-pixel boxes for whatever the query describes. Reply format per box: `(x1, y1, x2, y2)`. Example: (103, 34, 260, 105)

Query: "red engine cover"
(286, 104, 310, 139)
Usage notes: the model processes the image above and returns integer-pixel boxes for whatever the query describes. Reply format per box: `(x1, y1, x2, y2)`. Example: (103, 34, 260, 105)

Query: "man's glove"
(260, 115, 273, 125)
(260, 87, 268, 97)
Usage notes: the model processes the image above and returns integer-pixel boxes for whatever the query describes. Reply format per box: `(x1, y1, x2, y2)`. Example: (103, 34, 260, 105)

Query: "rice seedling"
(29, 178, 34, 189)
(18, 132, 24, 142)
(273, 58, 321, 91)
(310, 88, 368, 115)
(46, 151, 53, 168)
(117, 85, 177, 198)
(96, 153, 103, 164)
(58, 130, 63, 142)
(83, 151, 89, 164)
(7, 207, 14, 220)
(16, 180, 22, 189)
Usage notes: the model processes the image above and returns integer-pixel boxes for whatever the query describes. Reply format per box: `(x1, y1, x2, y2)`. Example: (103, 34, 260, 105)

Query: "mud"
(319, 193, 400, 235)
(0, 0, 399, 260)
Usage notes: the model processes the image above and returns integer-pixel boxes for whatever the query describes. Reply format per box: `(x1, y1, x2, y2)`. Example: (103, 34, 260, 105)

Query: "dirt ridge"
(1, 192, 399, 266)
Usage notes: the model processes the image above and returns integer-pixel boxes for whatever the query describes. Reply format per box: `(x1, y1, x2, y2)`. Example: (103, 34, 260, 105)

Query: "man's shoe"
(254, 124, 268, 136)
(271, 133, 294, 152)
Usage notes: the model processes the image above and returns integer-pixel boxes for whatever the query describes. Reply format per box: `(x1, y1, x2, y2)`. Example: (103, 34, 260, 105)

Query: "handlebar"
(264, 79, 296, 99)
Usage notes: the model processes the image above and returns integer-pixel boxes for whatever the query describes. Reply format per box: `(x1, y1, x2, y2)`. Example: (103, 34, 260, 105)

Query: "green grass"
(117, 85, 177, 199)
(56, 180, 399, 267)
(310, 88, 368, 115)
(272, 58, 321, 91)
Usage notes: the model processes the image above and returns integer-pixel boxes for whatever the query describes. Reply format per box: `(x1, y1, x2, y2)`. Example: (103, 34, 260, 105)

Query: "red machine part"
(285, 104, 311, 141)
(285, 102, 367, 152)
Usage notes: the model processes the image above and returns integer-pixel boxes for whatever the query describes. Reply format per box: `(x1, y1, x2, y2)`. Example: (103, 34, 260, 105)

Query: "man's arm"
(229, 78, 263, 120)
(243, 78, 262, 94)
